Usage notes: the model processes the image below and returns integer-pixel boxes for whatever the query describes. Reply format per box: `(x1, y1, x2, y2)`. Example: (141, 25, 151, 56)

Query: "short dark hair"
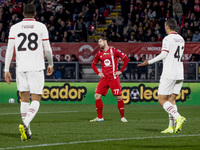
(165, 18, 177, 31)
(98, 37, 109, 42)
(24, 4, 35, 16)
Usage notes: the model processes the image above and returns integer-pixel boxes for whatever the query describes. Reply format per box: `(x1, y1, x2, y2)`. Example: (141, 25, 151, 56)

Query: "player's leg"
(109, 77, 127, 122)
(90, 78, 108, 122)
(20, 91, 32, 139)
(116, 95, 127, 122)
(90, 93, 104, 122)
(23, 94, 41, 129)
(158, 78, 181, 133)
(22, 71, 44, 137)
(16, 71, 30, 141)
(172, 80, 186, 133)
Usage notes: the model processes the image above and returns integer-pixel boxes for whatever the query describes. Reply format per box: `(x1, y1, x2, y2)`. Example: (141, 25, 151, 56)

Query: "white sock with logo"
(20, 102, 30, 122)
(24, 101, 40, 127)
(168, 105, 177, 127)
(163, 101, 180, 120)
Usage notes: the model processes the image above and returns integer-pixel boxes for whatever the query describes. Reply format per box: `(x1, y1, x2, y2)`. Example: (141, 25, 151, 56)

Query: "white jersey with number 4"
(8, 19, 49, 72)
(161, 32, 185, 80)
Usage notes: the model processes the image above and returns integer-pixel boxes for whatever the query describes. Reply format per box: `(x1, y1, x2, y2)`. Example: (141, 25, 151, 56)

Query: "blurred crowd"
(0, 0, 199, 43)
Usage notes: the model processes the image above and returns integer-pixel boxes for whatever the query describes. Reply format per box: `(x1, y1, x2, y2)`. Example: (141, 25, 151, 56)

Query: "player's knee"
(116, 95, 122, 101)
(94, 94, 101, 100)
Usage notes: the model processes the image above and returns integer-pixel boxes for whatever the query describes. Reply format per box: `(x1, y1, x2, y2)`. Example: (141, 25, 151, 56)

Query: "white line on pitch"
(0, 134, 200, 150)
(0, 111, 78, 115)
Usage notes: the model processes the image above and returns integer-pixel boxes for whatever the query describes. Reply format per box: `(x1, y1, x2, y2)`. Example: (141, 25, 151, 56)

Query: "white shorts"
(158, 78, 183, 95)
(16, 70, 44, 95)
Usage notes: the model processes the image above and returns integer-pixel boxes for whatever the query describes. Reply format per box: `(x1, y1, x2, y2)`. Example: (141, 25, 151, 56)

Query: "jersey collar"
(169, 32, 178, 35)
(23, 18, 36, 21)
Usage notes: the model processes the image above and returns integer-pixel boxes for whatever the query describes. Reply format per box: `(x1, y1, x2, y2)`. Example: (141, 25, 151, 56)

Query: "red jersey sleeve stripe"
(42, 39, 49, 41)
(162, 50, 169, 53)
(8, 37, 15, 39)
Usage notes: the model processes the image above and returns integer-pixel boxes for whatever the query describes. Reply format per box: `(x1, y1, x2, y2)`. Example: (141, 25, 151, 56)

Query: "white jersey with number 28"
(161, 32, 185, 80)
(8, 19, 49, 72)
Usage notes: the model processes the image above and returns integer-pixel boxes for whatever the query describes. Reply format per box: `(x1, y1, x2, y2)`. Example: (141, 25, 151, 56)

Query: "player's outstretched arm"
(137, 60, 149, 67)
(138, 51, 168, 67)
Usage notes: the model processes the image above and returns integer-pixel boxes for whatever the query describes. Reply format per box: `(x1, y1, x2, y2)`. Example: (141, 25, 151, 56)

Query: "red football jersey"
(93, 47, 126, 80)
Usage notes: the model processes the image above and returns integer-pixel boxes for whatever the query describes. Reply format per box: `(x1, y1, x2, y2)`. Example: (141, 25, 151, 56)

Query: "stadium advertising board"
(0, 82, 198, 105)
(0, 43, 200, 62)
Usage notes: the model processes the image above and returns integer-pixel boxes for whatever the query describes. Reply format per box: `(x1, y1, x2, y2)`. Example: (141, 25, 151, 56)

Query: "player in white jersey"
(138, 18, 186, 133)
(4, 4, 53, 141)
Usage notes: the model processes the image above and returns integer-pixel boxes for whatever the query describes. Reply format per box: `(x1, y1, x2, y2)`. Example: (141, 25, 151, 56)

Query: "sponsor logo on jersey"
(104, 59, 111, 66)
(103, 53, 109, 55)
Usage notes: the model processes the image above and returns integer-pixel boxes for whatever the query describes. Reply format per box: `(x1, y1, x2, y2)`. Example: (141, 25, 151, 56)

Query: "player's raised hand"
(114, 71, 122, 76)
(46, 66, 53, 76)
(4, 72, 12, 85)
(98, 73, 104, 78)
(137, 60, 149, 67)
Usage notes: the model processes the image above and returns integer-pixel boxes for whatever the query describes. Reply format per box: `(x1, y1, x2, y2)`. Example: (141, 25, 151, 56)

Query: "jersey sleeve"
(161, 37, 170, 52)
(41, 24, 49, 41)
(8, 26, 15, 39)
(93, 52, 100, 64)
(115, 49, 126, 59)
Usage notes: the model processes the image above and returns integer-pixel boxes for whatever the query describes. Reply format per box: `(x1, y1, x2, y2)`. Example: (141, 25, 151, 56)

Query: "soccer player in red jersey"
(90, 37, 129, 122)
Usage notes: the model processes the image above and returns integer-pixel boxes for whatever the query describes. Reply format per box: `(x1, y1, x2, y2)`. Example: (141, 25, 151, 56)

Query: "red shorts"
(95, 77, 122, 96)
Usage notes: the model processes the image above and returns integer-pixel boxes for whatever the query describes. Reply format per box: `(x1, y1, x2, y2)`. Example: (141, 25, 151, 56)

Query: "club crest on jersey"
(117, 49, 122, 53)
(104, 59, 111, 66)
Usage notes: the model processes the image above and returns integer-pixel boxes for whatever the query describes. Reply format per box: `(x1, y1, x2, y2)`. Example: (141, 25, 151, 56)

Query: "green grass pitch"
(0, 104, 200, 150)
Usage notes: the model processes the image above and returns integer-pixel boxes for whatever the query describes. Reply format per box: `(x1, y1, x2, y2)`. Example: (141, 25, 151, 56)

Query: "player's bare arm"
(4, 72, 12, 84)
(137, 60, 149, 67)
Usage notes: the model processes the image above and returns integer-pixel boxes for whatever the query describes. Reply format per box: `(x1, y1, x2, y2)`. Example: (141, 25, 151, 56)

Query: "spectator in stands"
(184, 29, 193, 41)
(128, 34, 137, 43)
(84, 5, 93, 29)
(102, 30, 109, 39)
(187, 53, 199, 79)
(123, 20, 132, 36)
(173, 0, 183, 26)
(117, 21, 124, 35)
(145, 29, 153, 42)
(157, 33, 163, 42)
(66, 21, 74, 33)
(192, 29, 200, 42)
(181, 22, 189, 37)
(107, 19, 117, 35)
(147, 8, 156, 20)
(74, 17, 87, 42)
(109, 31, 118, 42)
(65, 54, 82, 79)
(137, 28, 144, 42)
(115, 14, 124, 26)
(122, 53, 137, 79)
(69, 30, 81, 42)
(138, 55, 148, 79)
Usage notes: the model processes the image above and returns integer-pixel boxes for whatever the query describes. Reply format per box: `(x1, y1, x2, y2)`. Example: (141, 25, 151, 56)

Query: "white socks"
(163, 101, 180, 121)
(168, 105, 178, 127)
(24, 101, 40, 127)
(20, 102, 30, 122)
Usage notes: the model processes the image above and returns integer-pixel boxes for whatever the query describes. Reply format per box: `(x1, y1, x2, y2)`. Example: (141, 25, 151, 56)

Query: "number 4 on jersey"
(174, 46, 184, 62)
